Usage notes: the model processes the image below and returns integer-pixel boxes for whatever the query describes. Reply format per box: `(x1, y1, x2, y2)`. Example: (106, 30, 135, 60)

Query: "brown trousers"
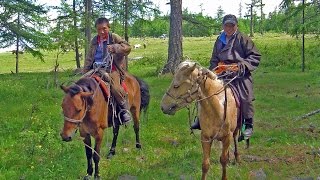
(241, 99, 254, 120)
(108, 70, 127, 103)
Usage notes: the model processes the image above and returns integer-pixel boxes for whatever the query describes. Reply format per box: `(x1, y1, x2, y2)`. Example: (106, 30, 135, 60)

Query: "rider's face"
(96, 23, 110, 39)
(223, 23, 238, 37)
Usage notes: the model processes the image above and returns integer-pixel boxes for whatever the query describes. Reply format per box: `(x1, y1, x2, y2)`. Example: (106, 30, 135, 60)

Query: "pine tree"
(0, 0, 52, 73)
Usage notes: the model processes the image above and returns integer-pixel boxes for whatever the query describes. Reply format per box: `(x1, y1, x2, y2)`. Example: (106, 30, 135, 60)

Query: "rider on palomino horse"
(82, 17, 132, 125)
(191, 14, 261, 140)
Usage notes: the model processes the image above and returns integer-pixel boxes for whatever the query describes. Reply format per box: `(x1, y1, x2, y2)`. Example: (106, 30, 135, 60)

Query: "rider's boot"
(118, 98, 131, 125)
(190, 117, 201, 130)
(243, 118, 253, 139)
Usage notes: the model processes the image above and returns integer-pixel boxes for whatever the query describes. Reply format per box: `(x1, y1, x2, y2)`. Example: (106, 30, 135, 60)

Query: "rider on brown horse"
(82, 17, 132, 125)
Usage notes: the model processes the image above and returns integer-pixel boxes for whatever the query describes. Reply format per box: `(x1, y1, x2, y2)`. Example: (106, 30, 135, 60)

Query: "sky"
(39, 0, 283, 18)
(152, 0, 282, 17)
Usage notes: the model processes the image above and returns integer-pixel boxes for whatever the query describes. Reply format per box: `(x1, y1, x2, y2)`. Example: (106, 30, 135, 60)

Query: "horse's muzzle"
(161, 104, 177, 115)
(60, 132, 72, 142)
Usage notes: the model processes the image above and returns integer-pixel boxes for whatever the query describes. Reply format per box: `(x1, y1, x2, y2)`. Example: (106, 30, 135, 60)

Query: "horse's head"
(161, 60, 206, 115)
(60, 83, 93, 142)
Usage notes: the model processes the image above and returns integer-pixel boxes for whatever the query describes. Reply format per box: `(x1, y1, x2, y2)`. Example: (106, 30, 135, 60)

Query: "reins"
(196, 75, 237, 102)
(74, 136, 102, 159)
(195, 64, 242, 102)
(165, 66, 237, 104)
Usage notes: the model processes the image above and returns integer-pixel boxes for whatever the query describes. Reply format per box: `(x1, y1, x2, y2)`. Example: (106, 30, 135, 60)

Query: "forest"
(1, 0, 320, 179)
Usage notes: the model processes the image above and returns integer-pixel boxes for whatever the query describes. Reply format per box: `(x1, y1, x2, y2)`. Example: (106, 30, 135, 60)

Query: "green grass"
(0, 34, 320, 179)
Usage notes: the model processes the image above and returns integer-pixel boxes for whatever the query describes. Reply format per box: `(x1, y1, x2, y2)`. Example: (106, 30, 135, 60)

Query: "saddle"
(214, 62, 239, 75)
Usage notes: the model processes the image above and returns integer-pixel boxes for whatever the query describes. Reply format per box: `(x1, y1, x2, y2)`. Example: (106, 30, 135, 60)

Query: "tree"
(239, 2, 243, 18)
(214, 6, 225, 33)
(0, 0, 51, 73)
(101, 0, 158, 38)
(84, 0, 92, 59)
(244, 0, 266, 37)
(245, 2, 255, 37)
(161, 0, 183, 74)
(279, 0, 320, 71)
(73, 0, 81, 68)
(216, 5, 225, 22)
(182, 11, 216, 37)
(256, 0, 265, 35)
(50, 0, 84, 69)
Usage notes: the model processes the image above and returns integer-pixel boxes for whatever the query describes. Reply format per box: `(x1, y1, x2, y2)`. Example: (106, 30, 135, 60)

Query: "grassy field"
(0, 34, 320, 179)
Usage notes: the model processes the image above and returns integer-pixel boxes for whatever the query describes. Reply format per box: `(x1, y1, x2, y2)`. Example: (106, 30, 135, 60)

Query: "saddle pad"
(228, 84, 240, 108)
(92, 74, 110, 100)
(228, 84, 243, 128)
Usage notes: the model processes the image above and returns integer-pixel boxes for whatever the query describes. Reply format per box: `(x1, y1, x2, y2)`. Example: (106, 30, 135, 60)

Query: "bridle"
(63, 99, 88, 125)
(165, 81, 200, 104)
(165, 67, 225, 104)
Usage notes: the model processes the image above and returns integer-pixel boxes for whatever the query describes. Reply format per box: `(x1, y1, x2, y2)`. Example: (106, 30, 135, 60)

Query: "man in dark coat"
(191, 14, 261, 139)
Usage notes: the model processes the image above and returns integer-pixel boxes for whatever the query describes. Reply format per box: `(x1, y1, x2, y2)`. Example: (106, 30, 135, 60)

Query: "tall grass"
(0, 34, 319, 179)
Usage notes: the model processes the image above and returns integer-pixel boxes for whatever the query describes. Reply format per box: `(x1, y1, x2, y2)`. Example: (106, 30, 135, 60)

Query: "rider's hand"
(107, 45, 115, 53)
(237, 62, 247, 76)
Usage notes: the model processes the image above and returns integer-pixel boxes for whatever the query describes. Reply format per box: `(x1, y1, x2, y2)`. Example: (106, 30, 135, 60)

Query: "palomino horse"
(160, 60, 240, 180)
(60, 73, 149, 179)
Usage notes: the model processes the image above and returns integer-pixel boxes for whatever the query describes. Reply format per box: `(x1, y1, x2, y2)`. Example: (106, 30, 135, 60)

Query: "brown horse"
(160, 60, 240, 180)
(60, 73, 149, 179)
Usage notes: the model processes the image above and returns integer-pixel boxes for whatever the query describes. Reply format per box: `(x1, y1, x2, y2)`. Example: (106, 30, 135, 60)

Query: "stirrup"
(118, 109, 132, 125)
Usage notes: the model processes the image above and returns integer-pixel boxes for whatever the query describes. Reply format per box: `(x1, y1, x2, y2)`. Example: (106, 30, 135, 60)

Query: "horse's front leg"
(107, 125, 119, 159)
(220, 134, 232, 180)
(93, 129, 104, 180)
(83, 134, 93, 180)
(201, 135, 213, 180)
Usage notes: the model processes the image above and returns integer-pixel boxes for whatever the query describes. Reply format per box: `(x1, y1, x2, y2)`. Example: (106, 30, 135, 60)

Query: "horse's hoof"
(94, 175, 100, 180)
(107, 151, 116, 159)
(83, 175, 91, 180)
(136, 143, 142, 149)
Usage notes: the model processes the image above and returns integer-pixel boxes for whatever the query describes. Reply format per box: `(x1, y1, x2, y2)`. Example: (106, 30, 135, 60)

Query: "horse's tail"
(135, 76, 150, 115)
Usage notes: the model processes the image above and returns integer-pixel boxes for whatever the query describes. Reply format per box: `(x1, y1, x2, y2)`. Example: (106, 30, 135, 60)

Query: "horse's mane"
(176, 60, 197, 72)
(178, 60, 221, 81)
(68, 77, 97, 97)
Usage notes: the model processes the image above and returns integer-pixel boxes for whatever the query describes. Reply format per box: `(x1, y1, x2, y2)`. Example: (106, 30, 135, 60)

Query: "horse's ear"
(80, 92, 93, 98)
(191, 63, 197, 70)
(185, 62, 197, 74)
(60, 85, 69, 93)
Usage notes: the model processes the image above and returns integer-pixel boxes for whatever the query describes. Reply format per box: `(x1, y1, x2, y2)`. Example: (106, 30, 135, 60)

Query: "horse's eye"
(75, 108, 81, 113)
(173, 85, 179, 88)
